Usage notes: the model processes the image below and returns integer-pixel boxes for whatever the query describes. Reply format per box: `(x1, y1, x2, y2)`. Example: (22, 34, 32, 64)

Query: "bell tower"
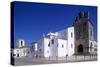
(74, 11, 94, 54)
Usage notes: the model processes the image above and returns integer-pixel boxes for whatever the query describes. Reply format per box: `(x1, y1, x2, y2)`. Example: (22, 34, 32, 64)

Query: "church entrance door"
(78, 44, 83, 53)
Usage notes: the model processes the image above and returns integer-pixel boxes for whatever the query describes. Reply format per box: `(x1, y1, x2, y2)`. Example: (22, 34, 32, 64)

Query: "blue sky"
(13, 1, 97, 46)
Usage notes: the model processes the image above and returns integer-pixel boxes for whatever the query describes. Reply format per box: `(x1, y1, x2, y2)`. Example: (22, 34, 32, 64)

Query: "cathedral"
(11, 11, 97, 58)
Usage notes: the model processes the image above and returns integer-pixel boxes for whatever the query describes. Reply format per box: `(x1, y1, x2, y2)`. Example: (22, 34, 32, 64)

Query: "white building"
(34, 26, 96, 58)
(12, 26, 97, 58)
(12, 47, 31, 58)
(35, 27, 75, 58)
(31, 42, 38, 57)
(12, 39, 31, 58)
(16, 39, 25, 48)
(12, 12, 97, 59)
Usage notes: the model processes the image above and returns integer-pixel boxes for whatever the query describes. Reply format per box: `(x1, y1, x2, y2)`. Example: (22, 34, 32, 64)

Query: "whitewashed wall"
(57, 39, 67, 57)
(43, 38, 51, 57)
(37, 38, 44, 57)
(67, 27, 75, 56)
(36, 26, 75, 57)
(57, 28, 68, 39)
(13, 47, 31, 58)
(31, 43, 38, 57)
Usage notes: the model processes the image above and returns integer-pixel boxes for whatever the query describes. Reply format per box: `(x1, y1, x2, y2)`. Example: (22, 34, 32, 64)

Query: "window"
(62, 44, 64, 48)
(57, 44, 58, 47)
(39, 49, 41, 52)
(83, 22, 87, 33)
(21, 40, 23, 46)
(84, 12, 88, 18)
(71, 44, 73, 48)
(51, 39, 54, 44)
(71, 32, 73, 38)
(48, 43, 50, 47)
(91, 30, 92, 37)
(28, 51, 30, 54)
(17, 54, 19, 57)
(84, 22, 87, 26)
(13, 54, 16, 56)
(90, 42, 93, 51)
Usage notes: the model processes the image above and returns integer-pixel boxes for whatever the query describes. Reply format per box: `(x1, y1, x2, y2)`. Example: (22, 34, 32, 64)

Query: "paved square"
(14, 55, 97, 66)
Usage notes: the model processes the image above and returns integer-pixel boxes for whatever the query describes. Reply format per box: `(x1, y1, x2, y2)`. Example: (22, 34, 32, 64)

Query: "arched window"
(48, 43, 50, 47)
(39, 49, 41, 52)
(62, 44, 64, 48)
(83, 22, 87, 31)
(21, 40, 23, 46)
(52, 39, 54, 44)
(90, 30, 92, 37)
(71, 32, 73, 38)
(90, 42, 93, 51)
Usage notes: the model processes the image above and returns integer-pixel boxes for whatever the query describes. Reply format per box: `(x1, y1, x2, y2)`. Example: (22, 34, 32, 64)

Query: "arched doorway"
(78, 44, 83, 53)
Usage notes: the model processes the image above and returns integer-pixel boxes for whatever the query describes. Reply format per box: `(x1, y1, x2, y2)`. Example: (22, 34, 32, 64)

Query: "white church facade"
(33, 26, 75, 58)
